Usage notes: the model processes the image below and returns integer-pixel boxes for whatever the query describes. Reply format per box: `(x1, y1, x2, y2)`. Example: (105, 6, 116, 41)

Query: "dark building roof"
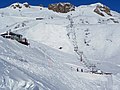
(1, 31, 22, 37)
(1, 31, 29, 46)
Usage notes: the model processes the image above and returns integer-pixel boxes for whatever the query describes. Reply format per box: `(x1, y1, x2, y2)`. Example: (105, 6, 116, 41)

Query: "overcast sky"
(0, 0, 120, 12)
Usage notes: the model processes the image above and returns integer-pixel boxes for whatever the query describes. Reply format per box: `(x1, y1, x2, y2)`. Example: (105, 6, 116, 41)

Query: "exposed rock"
(107, 18, 119, 23)
(23, 2, 30, 8)
(39, 4, 43, 10)
(11, 3, 22, 9)
(48, 2, 75, 13)
(11, 2, 30, 9)
(94, 5, 112, 16)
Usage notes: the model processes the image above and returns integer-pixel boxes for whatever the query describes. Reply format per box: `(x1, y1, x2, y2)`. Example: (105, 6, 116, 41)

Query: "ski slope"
(0, 2, 120, 90)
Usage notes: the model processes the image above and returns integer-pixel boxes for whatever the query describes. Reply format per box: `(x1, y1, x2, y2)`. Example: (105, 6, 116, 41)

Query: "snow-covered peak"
(10, 2, 23, 6)
(10, 2, 30, 9)
(23, 2, 29, 5)
(90, 2, 104, 7)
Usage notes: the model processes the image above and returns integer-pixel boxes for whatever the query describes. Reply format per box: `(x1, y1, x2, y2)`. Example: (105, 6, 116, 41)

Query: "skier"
(77, 68, 79, 72)
(81, 69, 83, 72)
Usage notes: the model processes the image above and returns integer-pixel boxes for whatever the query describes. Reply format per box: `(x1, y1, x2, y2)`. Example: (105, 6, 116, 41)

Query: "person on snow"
(77, 68, 79, 72)
(81, 69, 83, 72)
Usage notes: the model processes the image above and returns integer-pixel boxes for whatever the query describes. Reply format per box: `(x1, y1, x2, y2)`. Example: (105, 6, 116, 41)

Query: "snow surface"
(0, 2, 120, 90)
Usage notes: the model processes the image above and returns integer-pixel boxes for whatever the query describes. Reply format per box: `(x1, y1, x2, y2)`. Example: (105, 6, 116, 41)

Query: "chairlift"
(74, 47, 78, 51)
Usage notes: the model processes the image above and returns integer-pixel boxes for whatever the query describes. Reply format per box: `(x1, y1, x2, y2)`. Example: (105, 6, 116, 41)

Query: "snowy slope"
(0, 37, 115, 90)
(0, 2, 120, 90)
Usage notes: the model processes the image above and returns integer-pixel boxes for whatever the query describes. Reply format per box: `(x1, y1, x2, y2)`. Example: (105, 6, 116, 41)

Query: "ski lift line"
(67, 20, 89, 68)
(66, 16, 99, 71)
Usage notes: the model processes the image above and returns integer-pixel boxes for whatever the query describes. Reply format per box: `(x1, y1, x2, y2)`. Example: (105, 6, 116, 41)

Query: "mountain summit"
(48, 2, 75, 13)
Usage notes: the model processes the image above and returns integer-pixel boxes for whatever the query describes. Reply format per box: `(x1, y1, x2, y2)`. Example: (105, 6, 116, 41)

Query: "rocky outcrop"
(94, 5, 112, 16)
(23, 2, 30, 8)
(11, 3, 22, 9)
(48, 3, 75, 13)
(11, 2, 30, 9)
